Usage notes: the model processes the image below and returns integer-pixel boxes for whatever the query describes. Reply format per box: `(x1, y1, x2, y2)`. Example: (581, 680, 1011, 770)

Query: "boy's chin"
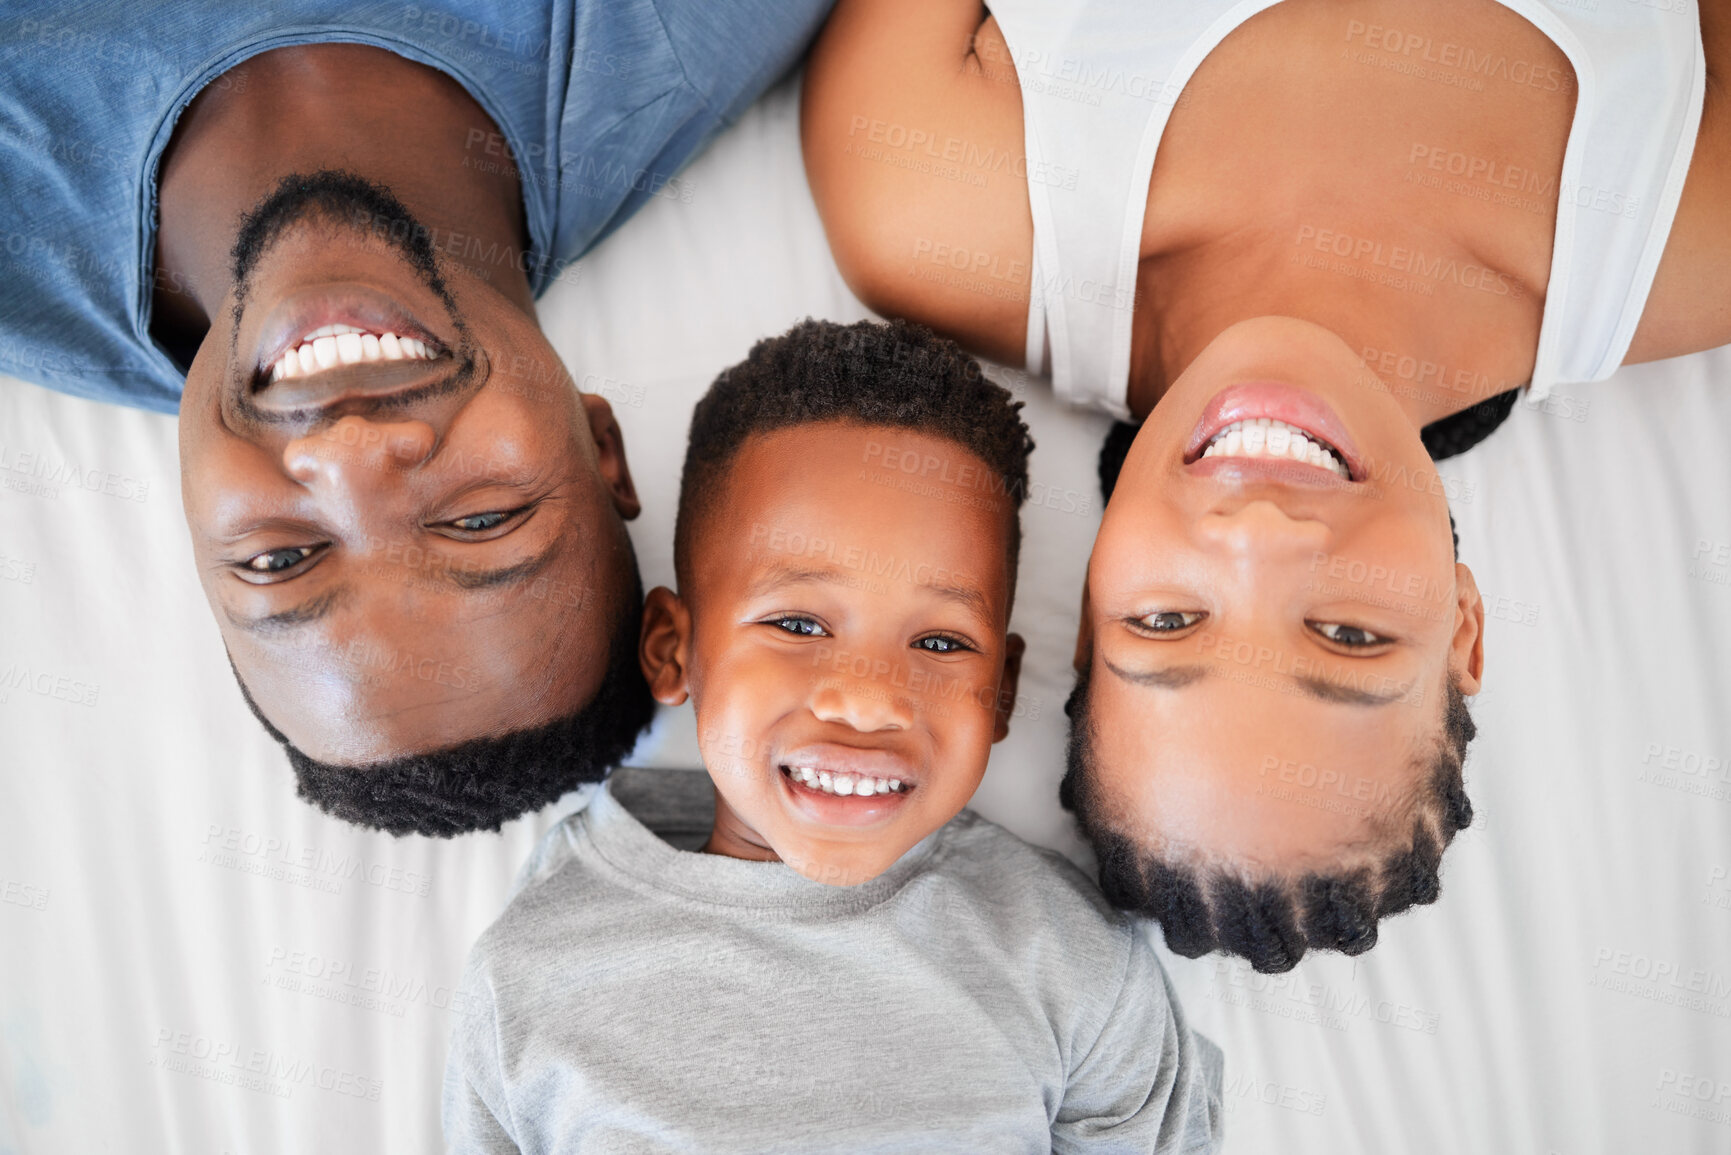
(780, 841, 902, 889)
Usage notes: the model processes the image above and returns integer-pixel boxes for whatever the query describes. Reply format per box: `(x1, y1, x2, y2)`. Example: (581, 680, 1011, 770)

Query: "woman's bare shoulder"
(801, 0, 1035, 366)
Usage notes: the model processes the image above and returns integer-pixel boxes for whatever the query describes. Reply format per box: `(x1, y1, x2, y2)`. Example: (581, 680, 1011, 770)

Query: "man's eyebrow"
(226, 538, 563, 633)
(443, 537, 564, 591)
(227, 588, 346, 635)
(749, 561, 996, 623)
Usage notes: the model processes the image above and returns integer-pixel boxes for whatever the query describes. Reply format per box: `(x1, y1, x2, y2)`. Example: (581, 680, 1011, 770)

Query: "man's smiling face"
(178, 173, 641, 765)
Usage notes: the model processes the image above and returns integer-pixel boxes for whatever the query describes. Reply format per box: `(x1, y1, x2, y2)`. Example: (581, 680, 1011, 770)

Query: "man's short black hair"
(1083, 414, 1477, 971)
(234, 567, 656, 838)
(674, 318, 1035, 589)
(1061, 665, 1476, 973)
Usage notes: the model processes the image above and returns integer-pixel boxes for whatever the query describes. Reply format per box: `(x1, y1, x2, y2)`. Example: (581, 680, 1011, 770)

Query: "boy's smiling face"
(641, 421, 1022, 886)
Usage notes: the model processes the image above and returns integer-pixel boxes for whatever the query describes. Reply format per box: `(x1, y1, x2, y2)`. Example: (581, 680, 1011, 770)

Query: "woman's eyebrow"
(1103, 656, 1405, 706)
(1103, 658, 1209, 689)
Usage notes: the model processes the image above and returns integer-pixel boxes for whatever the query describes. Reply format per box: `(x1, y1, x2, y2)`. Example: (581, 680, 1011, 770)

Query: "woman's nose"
(1196, 500, 1330, 559)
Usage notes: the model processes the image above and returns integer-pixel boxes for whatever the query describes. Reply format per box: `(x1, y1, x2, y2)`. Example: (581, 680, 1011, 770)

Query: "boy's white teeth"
(1198, 417, 1350, 479)
(785, 765, 907, 797)
(266, 325, 435, 382)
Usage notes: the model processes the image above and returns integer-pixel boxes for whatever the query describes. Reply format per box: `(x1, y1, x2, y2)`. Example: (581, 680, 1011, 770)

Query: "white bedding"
(2, 77, 1729, 1155)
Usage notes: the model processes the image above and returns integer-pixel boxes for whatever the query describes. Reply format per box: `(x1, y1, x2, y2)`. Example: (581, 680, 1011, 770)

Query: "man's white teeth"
(785, 765, 907, 797)
(1199, 417, 1350, 479)
(267, 324, 435, 382)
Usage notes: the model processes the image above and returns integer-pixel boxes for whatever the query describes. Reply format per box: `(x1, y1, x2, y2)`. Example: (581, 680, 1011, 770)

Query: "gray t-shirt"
(443, 773, 1224, 1153)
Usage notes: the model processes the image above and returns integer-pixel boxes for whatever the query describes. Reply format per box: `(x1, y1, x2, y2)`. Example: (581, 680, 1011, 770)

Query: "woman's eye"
(915, 634, 973, 654)
(243, 546, 318, 574)
(1136, 610, 1206, 633)
(447, 510, 513, 532)
(1311, 621, 1391, 647)
(770, 616, 828, 637)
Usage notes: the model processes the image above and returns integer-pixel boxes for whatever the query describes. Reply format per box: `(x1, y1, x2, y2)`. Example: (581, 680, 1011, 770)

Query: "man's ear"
(640, 586, 693, 706)
(582, 393, 641, 520)
(1449, 562, 1486, 695)
(992, 632, 1026, 743)
(1072, 580, 1094, 674)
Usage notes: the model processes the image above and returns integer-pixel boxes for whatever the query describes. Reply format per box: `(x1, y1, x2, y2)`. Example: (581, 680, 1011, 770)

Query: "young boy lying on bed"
(442, 319, 1223, 1154)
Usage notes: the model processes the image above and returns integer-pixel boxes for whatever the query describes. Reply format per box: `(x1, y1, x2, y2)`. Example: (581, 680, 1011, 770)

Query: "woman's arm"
(1627, 1, 1731, 364)
(800, 0, 1035, 366)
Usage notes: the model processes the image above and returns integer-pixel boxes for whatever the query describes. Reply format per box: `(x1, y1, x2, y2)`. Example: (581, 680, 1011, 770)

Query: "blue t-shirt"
(0, 0, 830, 413)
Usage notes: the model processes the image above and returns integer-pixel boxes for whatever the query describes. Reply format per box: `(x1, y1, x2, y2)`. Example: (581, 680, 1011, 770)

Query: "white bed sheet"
(2, 77, 1729, 1155)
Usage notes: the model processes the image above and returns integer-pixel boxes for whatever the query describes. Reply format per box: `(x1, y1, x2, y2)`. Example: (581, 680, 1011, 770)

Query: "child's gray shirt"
(443, 776, 1223, 1153)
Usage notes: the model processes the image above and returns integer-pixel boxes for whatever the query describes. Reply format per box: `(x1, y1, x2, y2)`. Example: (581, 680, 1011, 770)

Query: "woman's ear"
(640, 586, 693, 706)
(1449, 562, 1486, 695)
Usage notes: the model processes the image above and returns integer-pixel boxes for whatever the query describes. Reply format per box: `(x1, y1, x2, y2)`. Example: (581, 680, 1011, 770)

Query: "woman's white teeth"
(1199, 417, 1349, 479)
(786, 765, 907, 797)
(267, 324, 435, 381)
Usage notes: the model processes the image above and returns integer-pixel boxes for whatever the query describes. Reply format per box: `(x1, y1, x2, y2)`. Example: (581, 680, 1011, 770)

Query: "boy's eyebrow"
(749, 560, 997, 624)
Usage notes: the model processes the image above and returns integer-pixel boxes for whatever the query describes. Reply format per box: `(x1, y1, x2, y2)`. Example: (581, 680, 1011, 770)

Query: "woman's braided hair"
(1061, 669, 1476, 972)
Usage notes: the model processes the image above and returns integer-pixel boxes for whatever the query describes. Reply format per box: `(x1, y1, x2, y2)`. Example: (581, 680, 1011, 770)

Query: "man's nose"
(282, 416, 438, 488)
(809, 660, 915, 733)
(1196, 499, 1330, 559)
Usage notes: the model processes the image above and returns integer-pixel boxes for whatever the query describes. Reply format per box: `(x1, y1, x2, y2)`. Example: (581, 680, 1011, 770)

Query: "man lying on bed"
(802, 0, 1730, 969)
(0, 2, 832, 834)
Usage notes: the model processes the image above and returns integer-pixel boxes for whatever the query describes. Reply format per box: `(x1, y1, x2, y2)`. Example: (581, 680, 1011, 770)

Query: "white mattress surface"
(2, 79, 1730, 1155)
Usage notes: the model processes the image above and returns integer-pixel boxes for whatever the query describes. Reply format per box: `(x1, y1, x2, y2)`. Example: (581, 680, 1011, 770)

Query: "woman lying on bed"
(802, 0, 1730, 972)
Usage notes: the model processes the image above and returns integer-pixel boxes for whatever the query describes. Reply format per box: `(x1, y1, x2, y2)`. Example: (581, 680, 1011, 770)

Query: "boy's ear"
(991, 633, 1026, 744)
(640, 586, 693, 706)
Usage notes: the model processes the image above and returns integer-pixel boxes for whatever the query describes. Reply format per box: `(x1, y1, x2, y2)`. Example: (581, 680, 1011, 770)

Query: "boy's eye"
(1310, 621, 1391, 647)
(769, 616, 828, 637)
(1135, 610, 1206, 633)
(914, 634, 973, 654)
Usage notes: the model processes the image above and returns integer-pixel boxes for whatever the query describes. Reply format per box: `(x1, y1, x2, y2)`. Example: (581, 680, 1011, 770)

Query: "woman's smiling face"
(1079, 316, 1485, 872)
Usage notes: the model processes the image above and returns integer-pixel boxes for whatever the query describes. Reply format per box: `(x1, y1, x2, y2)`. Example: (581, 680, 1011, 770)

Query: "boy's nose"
(810, 673, 913, 733)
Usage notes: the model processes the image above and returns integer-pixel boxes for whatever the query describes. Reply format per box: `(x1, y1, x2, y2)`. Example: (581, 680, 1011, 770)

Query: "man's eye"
(1136, 610, 1206, 633)
(914, 634, 973, 654)
(1311, 621, 1390, 647)
(770, 616, 828, 637)
(244, 546, 318, 573)
(447, 511, 513, 532)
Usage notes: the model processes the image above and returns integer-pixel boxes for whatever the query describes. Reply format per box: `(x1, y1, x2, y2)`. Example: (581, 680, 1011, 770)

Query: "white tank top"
(988, 0, 1706, 416)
